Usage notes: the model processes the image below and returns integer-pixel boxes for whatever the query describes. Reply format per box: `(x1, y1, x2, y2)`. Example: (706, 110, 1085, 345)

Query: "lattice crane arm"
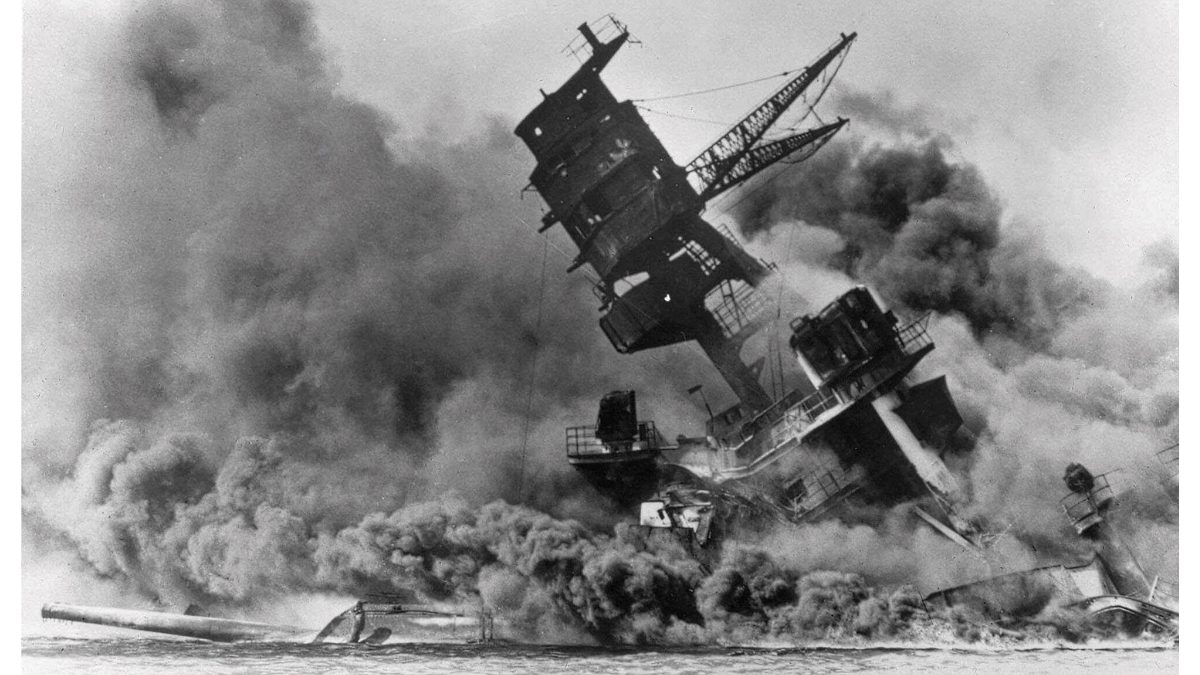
(686, 32, 856, 201)
(700, 118, 848, 202)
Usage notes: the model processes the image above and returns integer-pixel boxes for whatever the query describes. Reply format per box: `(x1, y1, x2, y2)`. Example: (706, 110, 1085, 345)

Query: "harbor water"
(22, 636, 1177, 674)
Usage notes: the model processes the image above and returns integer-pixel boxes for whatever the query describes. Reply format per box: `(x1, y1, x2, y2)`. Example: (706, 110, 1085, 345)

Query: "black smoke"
(734, 138, 1105, 350)
(23, 0, 1176, 645)
(22, 0, 716, 618)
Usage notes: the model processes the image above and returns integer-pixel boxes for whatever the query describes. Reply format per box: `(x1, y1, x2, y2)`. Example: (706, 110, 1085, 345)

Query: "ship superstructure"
(515, 17, 849, 415)
(515, 17, 969, 538)
(513, 19, 1177, 637)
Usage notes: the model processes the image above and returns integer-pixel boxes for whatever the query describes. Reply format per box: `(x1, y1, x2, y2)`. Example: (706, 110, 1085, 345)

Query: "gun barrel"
(41, 602, 309, 642)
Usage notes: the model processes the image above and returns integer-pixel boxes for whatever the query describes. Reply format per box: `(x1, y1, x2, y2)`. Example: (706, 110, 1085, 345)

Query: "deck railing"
(1059, 473, 1116, 534)
(786, 462, 866, 517)
(896, 312, 933, 354)
(562, 15, 629, 62)
(566, 421, 661, 458)
(707, 279, 769, 338)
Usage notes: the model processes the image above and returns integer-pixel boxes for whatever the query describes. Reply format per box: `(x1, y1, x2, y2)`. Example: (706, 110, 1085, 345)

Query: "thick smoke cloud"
(23, 0, 716, 621)
(24, 0, 720, 515)
(23, 0, 1175, 645)
(735, 138, 1106, 350)
(733, 103, 1177, 588)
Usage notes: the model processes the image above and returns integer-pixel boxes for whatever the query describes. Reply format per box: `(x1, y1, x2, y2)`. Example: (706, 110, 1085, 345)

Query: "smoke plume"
(735, 137, 1115, 352)
(23, 0, 1175, 645)
(733, 106, 1177, 588)
(22, 0, 709, 621)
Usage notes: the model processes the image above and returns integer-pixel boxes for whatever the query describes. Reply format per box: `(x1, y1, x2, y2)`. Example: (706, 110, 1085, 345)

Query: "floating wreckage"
(516, 16, 1178, 637)
(43, 16, 1176, 643)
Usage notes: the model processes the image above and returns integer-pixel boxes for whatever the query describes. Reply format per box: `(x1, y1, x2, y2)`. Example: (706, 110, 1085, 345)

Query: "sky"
(307, 0, 1178, 286)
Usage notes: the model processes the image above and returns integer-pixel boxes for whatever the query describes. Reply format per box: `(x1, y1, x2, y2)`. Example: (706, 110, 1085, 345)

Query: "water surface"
(22, 637, 1177, 674)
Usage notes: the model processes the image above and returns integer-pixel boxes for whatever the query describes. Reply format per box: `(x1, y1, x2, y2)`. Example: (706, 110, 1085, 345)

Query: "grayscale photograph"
(22, 1, 1179, 672)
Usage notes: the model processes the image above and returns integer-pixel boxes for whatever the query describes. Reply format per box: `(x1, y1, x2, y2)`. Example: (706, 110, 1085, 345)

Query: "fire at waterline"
(43, 16, 1177, 644)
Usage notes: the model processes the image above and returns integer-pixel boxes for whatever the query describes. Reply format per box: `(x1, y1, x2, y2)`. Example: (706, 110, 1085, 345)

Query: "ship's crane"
(686, 32, 856, 202)
(697, 118, 847, 203)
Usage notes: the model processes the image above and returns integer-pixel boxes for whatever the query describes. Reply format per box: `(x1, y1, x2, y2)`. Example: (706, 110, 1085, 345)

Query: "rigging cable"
(635, 105, 734, 127)
(517, 236, 550, 505)
(511, 212, 603, 289)
(770, 215, 801, 400)
(510, 213, 684, 380)
(631, 70, 796, 103)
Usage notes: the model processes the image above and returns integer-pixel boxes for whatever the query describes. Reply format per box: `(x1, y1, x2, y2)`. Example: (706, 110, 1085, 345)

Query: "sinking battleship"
(515, 16, 1178, 636)
(42, 16, 1176, 644)
(515, 18, 969, 546)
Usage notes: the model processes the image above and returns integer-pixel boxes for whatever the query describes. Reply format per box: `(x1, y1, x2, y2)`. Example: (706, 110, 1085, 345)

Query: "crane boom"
(686, 32, 856, 201)
(700, 118, 848, 202)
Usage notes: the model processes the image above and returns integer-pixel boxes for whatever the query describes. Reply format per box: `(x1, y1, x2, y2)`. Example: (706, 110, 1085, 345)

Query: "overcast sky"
(307, 0, 1178, 286)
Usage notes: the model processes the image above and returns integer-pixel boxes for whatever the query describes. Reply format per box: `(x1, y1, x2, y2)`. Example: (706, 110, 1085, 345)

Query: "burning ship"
(41, 16, 1176, 644)
(514, 17, 971, 552)
(513, 16, 1178, 636)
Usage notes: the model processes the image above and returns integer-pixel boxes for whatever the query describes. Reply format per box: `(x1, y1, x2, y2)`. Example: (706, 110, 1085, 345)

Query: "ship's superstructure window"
(582, 186, 614, 219)
(668, 240, 720, 276)
(790, 286, 901, 388)
(792, 328, 839, 379)
(614, 272, 649, 297)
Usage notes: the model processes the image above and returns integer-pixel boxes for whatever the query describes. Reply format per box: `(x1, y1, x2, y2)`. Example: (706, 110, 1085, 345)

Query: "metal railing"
(712, 386, 846, 479)
(1059, 472, 1116, 534)
(562, 15, 630, 62)
(787, 462, 866, 517)
(714, 222, 743, 247)
(896, 312, 933, 354)
(565, 421, 662, 458)
(707, 279, 769, 338)
(565, 426, 607, 457)
(796, 386, 841, 420)
(712, 310, 937, 480)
